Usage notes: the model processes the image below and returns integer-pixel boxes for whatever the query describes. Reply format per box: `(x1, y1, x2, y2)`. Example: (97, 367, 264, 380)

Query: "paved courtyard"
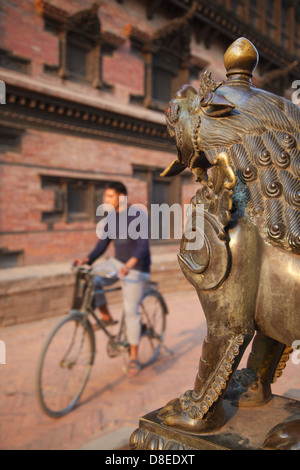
(0, 289, 299, 450)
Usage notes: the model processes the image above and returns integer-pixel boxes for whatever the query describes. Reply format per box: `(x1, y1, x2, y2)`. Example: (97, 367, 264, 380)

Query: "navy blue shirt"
(88, 208, 151, 273)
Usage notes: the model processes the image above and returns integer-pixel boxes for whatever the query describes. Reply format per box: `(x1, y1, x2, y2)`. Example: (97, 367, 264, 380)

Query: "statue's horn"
(160, 158, 186, 177)
(200, 92, 235, 117)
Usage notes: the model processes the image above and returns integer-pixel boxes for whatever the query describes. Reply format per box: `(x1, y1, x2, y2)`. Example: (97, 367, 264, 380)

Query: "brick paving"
(0, 289, 299, 450)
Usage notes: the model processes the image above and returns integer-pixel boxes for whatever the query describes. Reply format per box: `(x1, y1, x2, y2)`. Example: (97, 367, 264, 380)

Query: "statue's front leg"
(158, 327, 251, 432)
(158, 216, 259, 433)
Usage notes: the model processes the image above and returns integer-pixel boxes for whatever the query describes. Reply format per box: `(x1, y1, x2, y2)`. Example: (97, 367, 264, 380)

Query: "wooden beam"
(258, 0, 267, 35)
(243, 0, 250, 23)
(273, 0, 282, 45)
(146, 0, 164, 19)
(287, 2, 295, 54)
(204, 28, 220, 49)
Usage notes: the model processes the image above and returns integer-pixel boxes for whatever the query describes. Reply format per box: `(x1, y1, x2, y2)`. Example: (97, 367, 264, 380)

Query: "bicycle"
(36, 265, 169, 418)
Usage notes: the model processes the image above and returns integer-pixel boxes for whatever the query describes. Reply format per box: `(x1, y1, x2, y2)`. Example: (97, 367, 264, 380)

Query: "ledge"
(0, 70, 175, 152)
(0, 247, 192, 326)
(0, 68, 166, 125)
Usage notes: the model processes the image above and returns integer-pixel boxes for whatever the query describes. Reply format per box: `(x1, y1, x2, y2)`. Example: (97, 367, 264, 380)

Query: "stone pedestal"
(130, 395, 300, 450)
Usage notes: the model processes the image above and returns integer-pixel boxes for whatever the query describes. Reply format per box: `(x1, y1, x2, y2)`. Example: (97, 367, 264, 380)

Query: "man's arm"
(118, 256, 138, 278)
(118, 236, 149, 278)
(73, 238, 111, 266)
(87, 238, 111, 264)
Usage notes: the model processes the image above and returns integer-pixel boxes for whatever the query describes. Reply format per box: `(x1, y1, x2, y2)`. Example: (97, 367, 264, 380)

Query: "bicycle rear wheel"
(36, 313, 95, 418)
(138, 290, 167, 367)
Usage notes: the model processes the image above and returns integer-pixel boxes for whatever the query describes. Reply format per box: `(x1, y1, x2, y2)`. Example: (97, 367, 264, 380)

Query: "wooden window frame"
(132, 165, 182, 244)
(40, 176, 114, 228)
(38, 3, 125, 90)
(0, 248, 24, 269)
(143, 46, 189, 112)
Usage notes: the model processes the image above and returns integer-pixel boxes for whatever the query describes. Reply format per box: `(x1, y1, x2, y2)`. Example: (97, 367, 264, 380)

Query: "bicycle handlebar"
(71, 263, 120, 280)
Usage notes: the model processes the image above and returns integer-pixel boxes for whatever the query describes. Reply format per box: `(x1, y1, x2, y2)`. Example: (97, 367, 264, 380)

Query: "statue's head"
(162, 37, 300, 253)
(161, 37, 260, 181)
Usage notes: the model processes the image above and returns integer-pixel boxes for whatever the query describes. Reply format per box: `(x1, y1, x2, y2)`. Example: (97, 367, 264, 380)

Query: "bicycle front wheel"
(36, 313, 95, 418)
(138, 290, 167, 367)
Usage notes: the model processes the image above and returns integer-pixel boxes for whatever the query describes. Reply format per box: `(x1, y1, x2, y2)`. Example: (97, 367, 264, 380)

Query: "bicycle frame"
(71, 266, 164, 350)
(71, 267, 126, 344)
(36, 265, 169, 418)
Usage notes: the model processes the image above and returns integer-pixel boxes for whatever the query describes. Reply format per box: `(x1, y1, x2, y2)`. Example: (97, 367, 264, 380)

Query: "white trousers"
(92, 258, 150, 346)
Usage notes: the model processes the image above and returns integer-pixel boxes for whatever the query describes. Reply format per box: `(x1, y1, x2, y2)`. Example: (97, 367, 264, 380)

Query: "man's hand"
(118, 257, 138, 279)
(118, 256, 138, 279)
(72, 257, 89, 267)
(118, 265, 130, 279)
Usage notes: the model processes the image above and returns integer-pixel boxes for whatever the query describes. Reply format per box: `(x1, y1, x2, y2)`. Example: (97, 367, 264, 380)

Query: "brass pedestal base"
(130, 395, 300, 450)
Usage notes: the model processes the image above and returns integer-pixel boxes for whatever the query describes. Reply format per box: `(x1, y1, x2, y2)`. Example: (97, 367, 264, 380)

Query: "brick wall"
(0, 0, 229, 267)
(0, 126, 190, 264)
(0, 245, 193, 326)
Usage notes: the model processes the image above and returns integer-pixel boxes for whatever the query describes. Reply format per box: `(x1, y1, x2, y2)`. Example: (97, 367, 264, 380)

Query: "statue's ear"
(200, 92, 235, 117)
(160, 158, 186, 177)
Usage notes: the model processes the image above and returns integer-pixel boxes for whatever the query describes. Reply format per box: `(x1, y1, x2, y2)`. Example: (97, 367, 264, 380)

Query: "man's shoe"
(127, 360, 141, 378)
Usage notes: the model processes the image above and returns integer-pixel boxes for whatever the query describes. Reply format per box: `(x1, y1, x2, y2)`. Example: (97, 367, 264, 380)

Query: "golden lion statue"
(157, 37, 300, 447)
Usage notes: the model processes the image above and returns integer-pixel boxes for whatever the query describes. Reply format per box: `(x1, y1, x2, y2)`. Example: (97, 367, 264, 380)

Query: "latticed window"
(67, 181, 92, 221)
(40, 176, 117, 227)
(0, 249, 24, 269)
(65, 32, 95, 82)
(0, 48, 30, 74)
(133, 166, 182, 241)
(39, 3, 125, 87)
(142, 8, 193, 111)
(144, 46, 189, 111)
(151, 53, 179, 104)
(40, 3, 125, 88)
(60, 10, 101, 85)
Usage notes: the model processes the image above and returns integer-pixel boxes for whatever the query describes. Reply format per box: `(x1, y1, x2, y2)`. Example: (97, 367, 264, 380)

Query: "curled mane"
(198, 88, 300, 253)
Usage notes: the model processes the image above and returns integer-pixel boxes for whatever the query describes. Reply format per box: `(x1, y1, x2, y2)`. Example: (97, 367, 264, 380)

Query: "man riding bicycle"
(73, 182, 151, 377)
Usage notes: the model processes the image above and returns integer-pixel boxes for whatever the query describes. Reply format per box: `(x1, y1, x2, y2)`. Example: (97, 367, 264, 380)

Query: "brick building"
(0, 0, 299, 268)
(0, 0, 299, 325)
(0, 0, 198, 267)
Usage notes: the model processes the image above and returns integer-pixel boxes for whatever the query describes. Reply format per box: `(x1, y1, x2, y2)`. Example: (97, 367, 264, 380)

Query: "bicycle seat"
(93, 271, 120, 281)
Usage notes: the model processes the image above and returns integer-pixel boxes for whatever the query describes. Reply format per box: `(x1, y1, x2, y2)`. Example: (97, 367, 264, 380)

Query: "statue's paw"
(160, 406, 205, 432)
(157, 393, 227, 434)
(157, 397, 197, 431)
(157, 398, 180, 420)
(225, 368, 271, 408)
(263, 418, 300, 450)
